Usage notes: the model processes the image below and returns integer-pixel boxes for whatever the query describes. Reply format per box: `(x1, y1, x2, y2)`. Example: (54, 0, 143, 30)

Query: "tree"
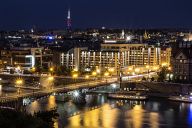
(142, 77, 147, 81)
(157, 67, 170, 82)
(10, 69, 14, 74)
(151, 77, 155, 82)
(55, 65, 71, 76)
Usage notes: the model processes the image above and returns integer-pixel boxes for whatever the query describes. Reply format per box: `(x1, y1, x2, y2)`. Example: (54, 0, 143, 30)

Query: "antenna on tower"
(67, 8, 72, 31)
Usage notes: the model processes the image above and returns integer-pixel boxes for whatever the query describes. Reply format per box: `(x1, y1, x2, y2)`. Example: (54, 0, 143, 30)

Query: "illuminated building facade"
(55, 43, 161, 74)
(160, 47, 172, 66)
(0, 48, 53, 69)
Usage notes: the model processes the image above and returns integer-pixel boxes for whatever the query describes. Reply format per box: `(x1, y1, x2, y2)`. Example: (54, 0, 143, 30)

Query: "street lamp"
(146, 65, 150, 80)
(0, 85, 2, 96)
(108, 68, 115, 76)
(161, 63, 167, 67)
(168, 67, 172, 71)
(49, 67, 54, 75)
(104, 72, 109, 77)
(135, 68, 140, 74)
(111, 83, 117, 92)
(153, 66, 159, 71)
(72, 73, 78, 79)
(92, 71, 97, 80)
(48, 76, 54, 81)
(128, 67, 133, 71)
(72, 73, 78, 86)
(17, 66, 21, 70)
(32, 67, 36, 72)
(104, 72, 109, 83)
(48, 76, 54, 90)
(15, 79, 23, 86)
(15, 79, 23, 95)
(85, 75, 89, 79)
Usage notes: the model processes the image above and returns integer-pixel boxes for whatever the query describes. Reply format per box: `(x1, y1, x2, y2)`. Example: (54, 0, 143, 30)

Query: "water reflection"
(101, 104, 119, 128)
(25, 95, 192, 128)
(47, 95, 57, 110)
(131, 105, 143, 128)
(150, 112, 159, 128)
(27, 95, 57, 114)
(188, 104, 192, 126)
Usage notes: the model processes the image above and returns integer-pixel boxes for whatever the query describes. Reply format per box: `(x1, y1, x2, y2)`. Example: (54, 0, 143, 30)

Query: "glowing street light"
(161, 63, 167, 67)
(15, 79, 23, 86)
(17, 66, 21, 70)
(72, 73, 78, 79)
(108, 68, 115, 75)
(135, 68, 140, 73)
(146, 65, 150, 80)
(92, 71, 97, 76)
(112, 83, 117, 89)
(47, 76, 54, 90)
(104, 72, 109, 83)
(85, 75, 90, 79)
(168, 67, 172, 71)
(15, 78, 23, 95)
(153, 66, 159, 71)
(48, 76, 54, 81)
(104, 72, 109, 77)
(96, 69, 101, 74)
(73, 91, 79, 97)
(0, 85, 2, 96)
(49, 67, 54, 72)
(72, 73, 78, 86)
(128, 67, 133, 71)
(32, 67, 36, 72)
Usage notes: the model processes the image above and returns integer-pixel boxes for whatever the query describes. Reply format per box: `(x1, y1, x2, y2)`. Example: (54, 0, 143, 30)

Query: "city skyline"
(1, 0, 192, 30)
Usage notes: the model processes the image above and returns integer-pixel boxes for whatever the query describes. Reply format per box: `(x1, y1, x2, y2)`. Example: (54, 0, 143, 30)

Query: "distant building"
(0, 47, 53, 70)
(171, 40, 192, 83)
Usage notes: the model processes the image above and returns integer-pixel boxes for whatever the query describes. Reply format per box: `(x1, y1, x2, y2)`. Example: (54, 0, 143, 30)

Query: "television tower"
(67, 9, 72, 31)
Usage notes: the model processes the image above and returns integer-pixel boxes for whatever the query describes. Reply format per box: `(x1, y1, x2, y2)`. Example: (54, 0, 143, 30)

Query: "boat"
(107, 93, 148, 100)
(169, 95, 192, 103)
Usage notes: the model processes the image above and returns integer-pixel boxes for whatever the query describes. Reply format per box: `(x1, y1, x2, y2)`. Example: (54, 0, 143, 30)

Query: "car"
(41, 73, 48, 76)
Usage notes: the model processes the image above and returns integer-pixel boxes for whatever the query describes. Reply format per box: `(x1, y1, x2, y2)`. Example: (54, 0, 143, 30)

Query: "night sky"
(1, 0, 192, 30)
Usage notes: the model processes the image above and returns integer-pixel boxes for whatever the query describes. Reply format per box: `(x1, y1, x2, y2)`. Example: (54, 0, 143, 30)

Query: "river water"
(25, 94, 192, 128)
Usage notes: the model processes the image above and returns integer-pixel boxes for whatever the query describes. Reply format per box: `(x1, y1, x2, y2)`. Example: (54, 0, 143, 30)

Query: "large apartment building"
(53, 42, 162, 74)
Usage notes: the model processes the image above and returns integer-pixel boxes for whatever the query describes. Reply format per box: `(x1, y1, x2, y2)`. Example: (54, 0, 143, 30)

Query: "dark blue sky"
(1, 0, 192, 30)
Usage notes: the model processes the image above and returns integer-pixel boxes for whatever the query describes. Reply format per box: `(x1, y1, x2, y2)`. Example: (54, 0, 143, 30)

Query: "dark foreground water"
(26, 94, 192, 128)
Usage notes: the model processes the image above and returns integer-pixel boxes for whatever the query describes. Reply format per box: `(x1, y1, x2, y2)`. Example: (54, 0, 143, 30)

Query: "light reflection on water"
(26, 95, 192, 128)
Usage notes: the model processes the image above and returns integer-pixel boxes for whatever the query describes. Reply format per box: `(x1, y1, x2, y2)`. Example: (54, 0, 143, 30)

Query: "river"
(25, 94, 192, 128)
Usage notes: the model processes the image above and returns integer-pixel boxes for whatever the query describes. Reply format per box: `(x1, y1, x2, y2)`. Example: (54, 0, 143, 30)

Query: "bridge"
(0, 72, 158, 109)
(0, 78, 117, 104)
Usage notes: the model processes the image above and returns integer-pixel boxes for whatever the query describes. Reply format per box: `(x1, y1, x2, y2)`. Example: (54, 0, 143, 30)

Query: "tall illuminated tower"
(67, 9, 72, 31)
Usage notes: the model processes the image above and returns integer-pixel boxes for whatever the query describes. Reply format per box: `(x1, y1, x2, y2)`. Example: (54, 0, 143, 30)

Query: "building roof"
(173, 48, 192, 59)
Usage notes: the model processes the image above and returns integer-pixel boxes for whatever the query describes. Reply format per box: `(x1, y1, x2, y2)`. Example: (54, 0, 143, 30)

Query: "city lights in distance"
(126, 36, 132, 41)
